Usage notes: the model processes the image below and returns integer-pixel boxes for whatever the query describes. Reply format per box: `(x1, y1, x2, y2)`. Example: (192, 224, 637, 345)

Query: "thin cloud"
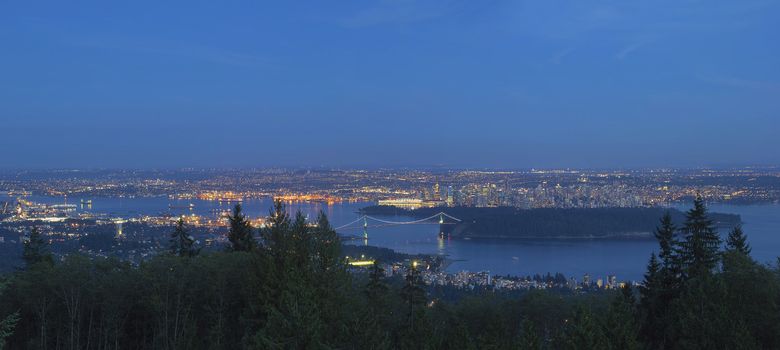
(342, 7, 442, 27)
(616, 42, 645, 60)
(550, 47, 576, 64)
(581, 6, 623, 24)
(340, 0, 468, 28)
(69, 38, 271, 69)
(699, 75, 780, 91)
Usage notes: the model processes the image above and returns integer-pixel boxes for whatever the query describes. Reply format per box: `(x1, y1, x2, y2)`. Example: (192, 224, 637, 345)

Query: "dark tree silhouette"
(0, 279, 19, 349)
(604, 287, 640, 350)
(22, 227, 52, 268)
(400, 262, 426, 329)
(560, 306, 607, 349)
(227, 204, 255, 252)
(169, 217, 198, 257)
(654, 211, 679, 272)
(679, 195, 721, 278)
(366, 261, 388, 302)
(726, 225, 751, 255)
(639, 253, 663, 345)
(262, 199, 291, 268)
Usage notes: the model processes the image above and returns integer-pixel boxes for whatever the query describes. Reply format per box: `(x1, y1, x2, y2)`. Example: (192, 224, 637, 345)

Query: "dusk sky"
(1, 0, 778, 169)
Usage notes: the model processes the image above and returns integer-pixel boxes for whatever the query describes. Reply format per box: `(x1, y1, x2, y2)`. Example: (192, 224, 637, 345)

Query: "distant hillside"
(360, 206, 742, 240)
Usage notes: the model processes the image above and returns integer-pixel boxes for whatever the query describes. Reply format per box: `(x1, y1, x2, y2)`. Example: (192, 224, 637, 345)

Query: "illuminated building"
(377, 198, 444, 209)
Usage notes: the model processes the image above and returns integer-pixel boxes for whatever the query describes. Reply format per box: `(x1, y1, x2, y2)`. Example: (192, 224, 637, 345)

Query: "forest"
(0, 198, 778, 349)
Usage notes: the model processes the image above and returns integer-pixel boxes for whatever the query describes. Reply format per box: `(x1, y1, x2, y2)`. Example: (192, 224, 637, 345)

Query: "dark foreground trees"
(1, 199, 779, 349)
(638, 196, 780, 349)
(0, 278, 19, 350)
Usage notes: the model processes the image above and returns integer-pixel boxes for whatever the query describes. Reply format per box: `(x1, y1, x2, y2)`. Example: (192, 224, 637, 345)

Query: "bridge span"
(334, 212, 461, 240)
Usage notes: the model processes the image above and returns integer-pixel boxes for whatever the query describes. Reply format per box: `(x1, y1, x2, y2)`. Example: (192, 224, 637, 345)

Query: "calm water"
(15, 195, 780, 282)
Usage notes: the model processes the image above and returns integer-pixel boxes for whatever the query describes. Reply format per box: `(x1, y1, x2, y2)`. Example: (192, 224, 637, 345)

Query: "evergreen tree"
(22, 227, 52, 268)
(0, 309, 17, 350)
(655, 212, 679, 273)
(517, 319, 542, 350)
(620, 284, 635, 307)
(670, 274, 758, 349)
(726, 225, 751, 255)
(431, 312, 475, 350)
(400, 263, 426, 330)
(640, 213, 683, 348)
(0, 280, 19, 350)
(604, 288, 640, 350)
(310, 211, 353, 346)
(312, 211, 342, 274)
(560, 305, 607, 350)
(290, 211, 312, 270)
(639, 253, 664, 346)
(359, 261, 393, 348)
(227, 204, 255, 252)
(351, 312, 393, 350)
(679, 196, 721, 278)
(656, 212, 683, 293)
(640, 254, 661, 301)
(263, 207, 340, 344)
(366, 261, 389, 308)
(253, 281, 326, 349)
(258, 199, 291, 316)
(169, 217, 198, 257)
(262, 199, 291, 267)
(254, 206, 352, 349)
(721, 251, 780, 348)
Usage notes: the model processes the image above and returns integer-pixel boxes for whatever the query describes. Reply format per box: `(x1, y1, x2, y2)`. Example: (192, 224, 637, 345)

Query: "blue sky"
(1, 0, 778, 168)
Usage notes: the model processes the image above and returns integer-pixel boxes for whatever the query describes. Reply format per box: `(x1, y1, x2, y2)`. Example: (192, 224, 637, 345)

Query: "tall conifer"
(22, 227, 52, 268)
(679, 195, 721, 277)
(170, 217, 197, 257)
(725, 225, 751, 255)
(227, 204, 255, 252)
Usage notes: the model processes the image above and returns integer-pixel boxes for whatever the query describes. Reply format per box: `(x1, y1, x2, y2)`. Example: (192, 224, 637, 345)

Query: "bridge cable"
(333, 212, 461, 230)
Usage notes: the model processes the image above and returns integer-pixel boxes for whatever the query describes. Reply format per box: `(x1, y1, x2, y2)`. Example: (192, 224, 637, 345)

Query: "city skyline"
(2, 0, 779, 169)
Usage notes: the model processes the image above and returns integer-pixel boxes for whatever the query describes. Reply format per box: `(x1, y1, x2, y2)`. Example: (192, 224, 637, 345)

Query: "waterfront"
(13, 194, 780, 282)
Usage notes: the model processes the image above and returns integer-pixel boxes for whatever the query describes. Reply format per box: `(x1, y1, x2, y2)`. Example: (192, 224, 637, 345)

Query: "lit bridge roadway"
(333, 212, 462, 240)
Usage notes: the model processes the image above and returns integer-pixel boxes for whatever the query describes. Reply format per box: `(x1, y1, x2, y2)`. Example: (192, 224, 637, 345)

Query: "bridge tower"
(438, 213, 446, 239)
(363, 216, 368, 240)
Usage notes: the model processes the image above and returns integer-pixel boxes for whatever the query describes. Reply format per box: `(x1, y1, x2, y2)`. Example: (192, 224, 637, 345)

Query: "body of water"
(12, 194, 780, 282)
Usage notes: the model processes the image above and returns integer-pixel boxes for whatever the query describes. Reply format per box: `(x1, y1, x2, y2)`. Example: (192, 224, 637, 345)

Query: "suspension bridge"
(334, 212, 462, 240)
